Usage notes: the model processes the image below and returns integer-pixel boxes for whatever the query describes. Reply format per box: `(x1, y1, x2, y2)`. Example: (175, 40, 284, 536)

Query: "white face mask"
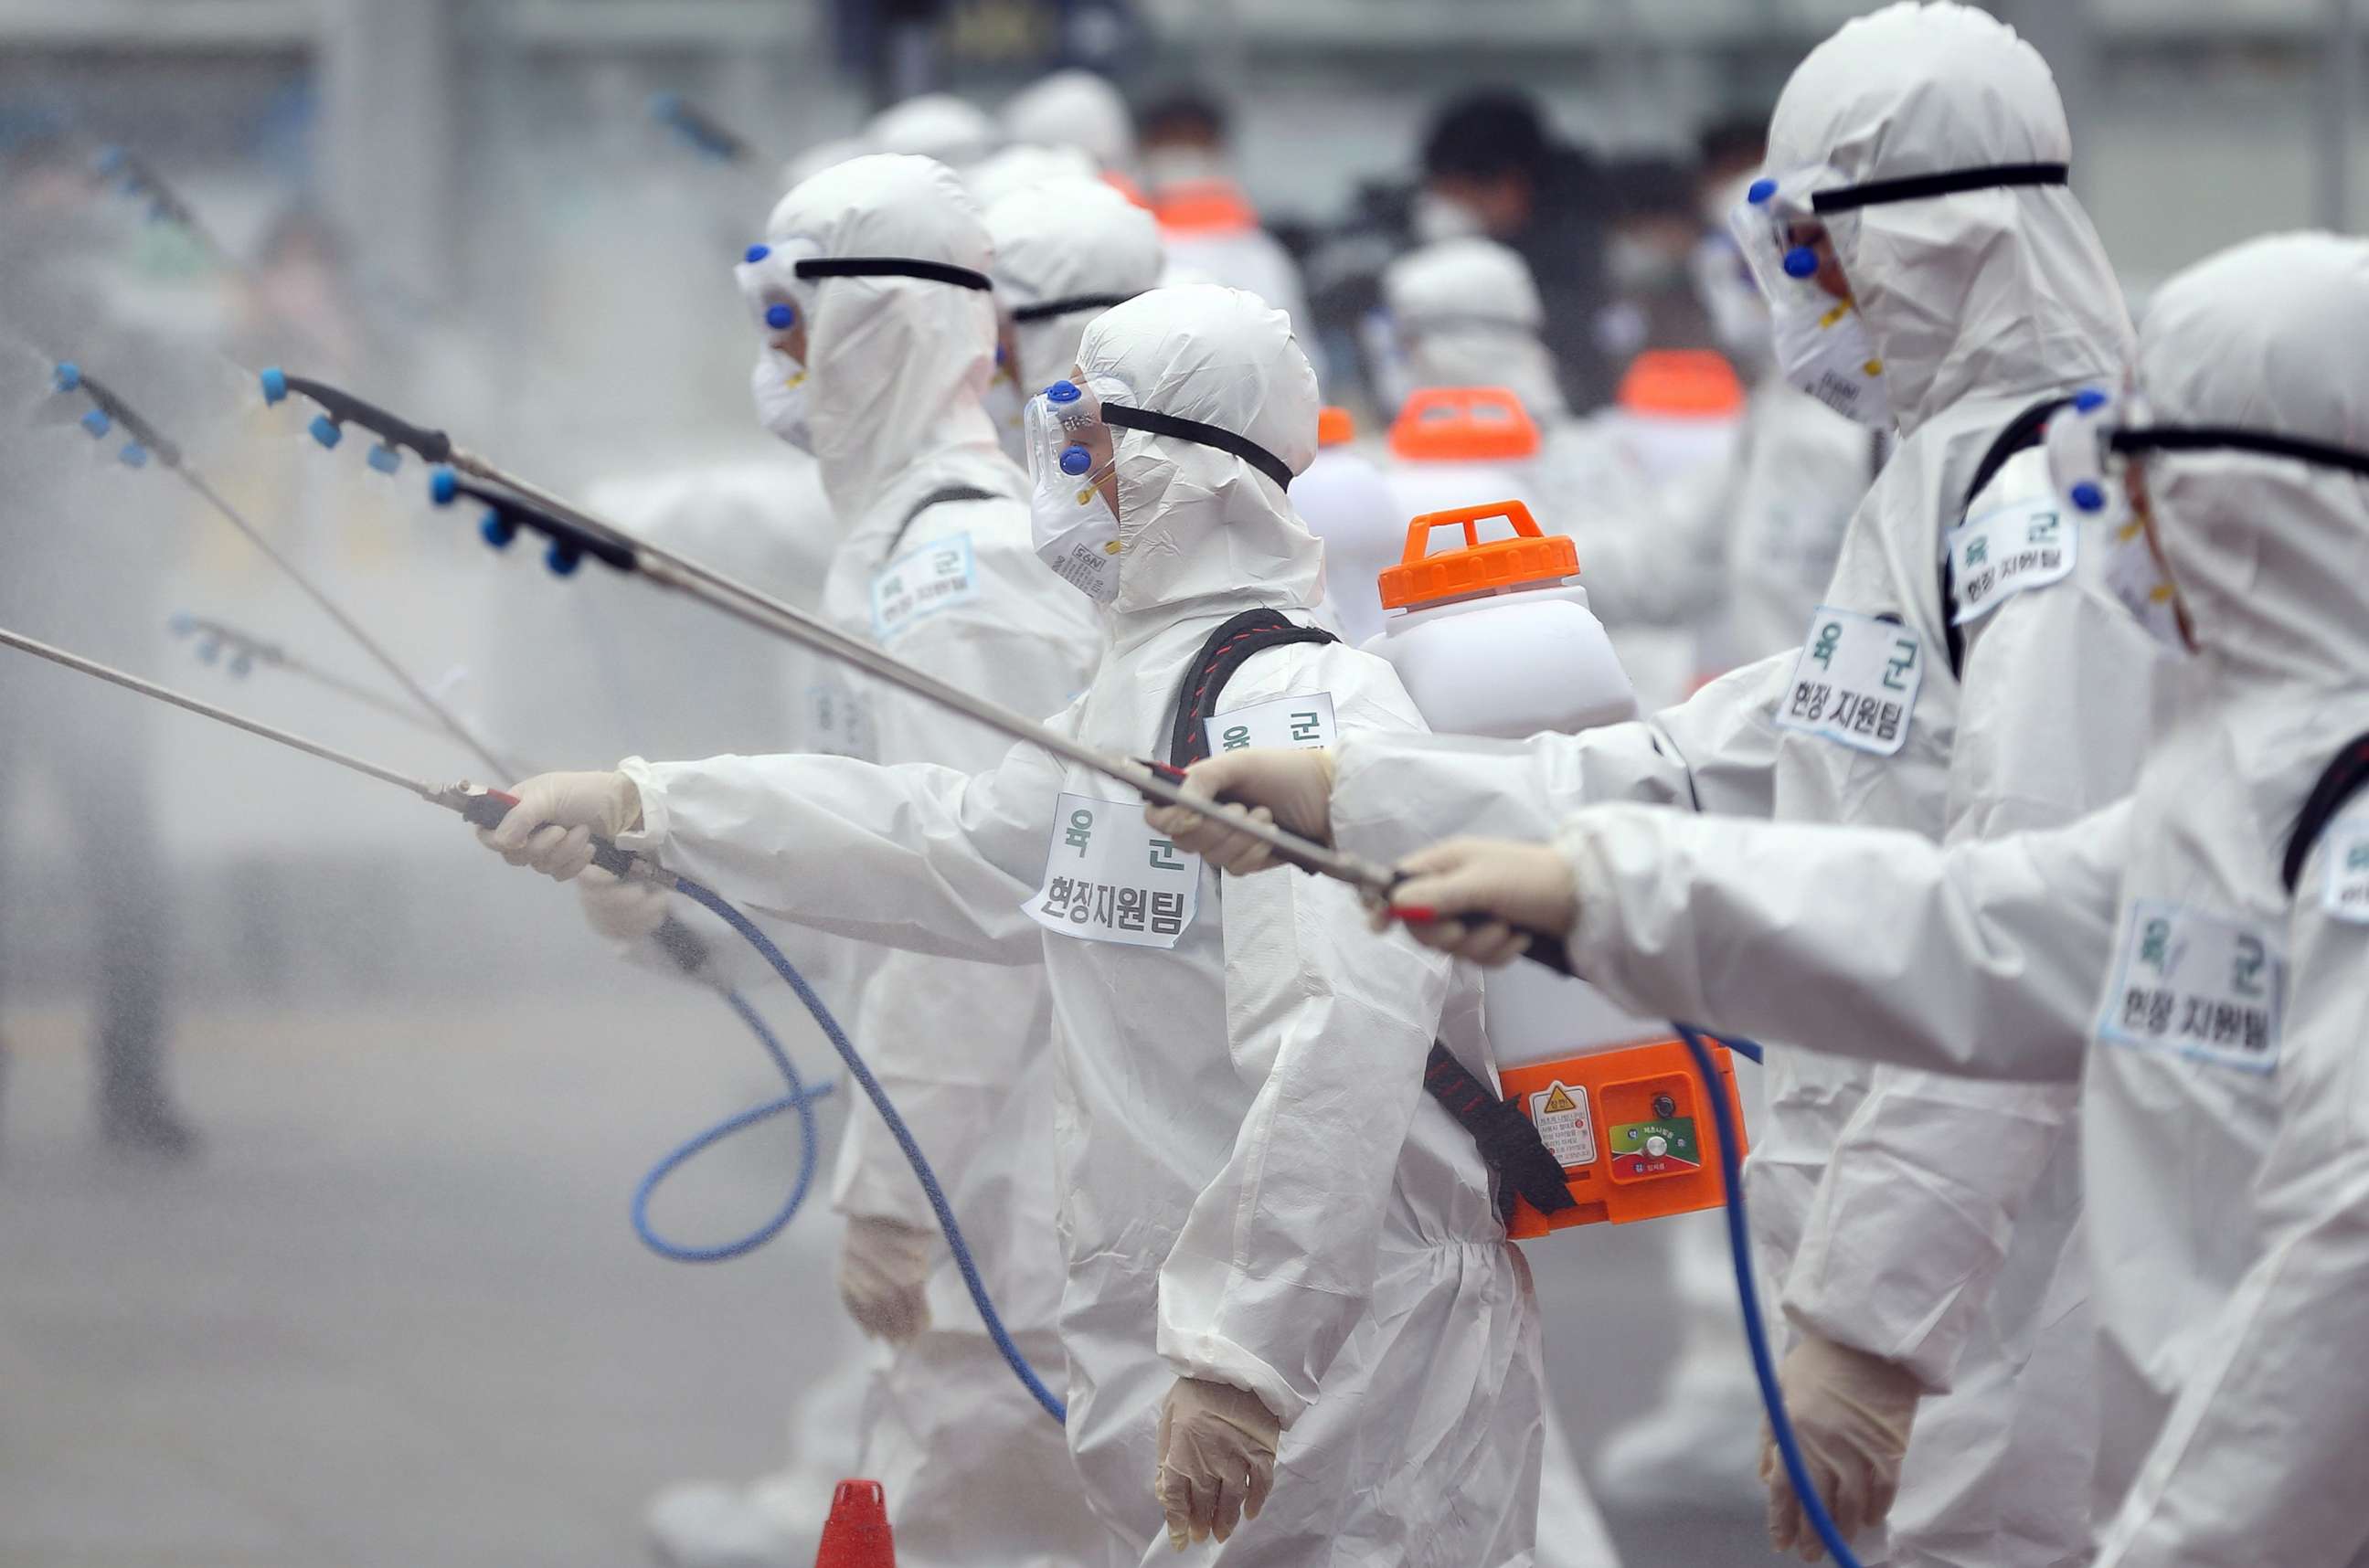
(1768, 294, 1891, 429)
(750, 346, 813, 450)
(1411, 189, 1487, 246)
(1024, 376, 1131, 604)
(2103, 507, 2189, 652)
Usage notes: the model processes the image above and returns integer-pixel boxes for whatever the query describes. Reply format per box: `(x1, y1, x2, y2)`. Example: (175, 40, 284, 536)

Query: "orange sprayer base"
(1496, 1037, 1748, 1239)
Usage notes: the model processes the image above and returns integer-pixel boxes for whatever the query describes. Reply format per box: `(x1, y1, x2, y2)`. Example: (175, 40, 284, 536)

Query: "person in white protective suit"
(593, 153, 1111, 1568)
(1136, 90, 1313, 343)
(983, 175, 1163, 464)
(1583, 166, 1885, 1518)
(1150, 8, 2149, 1564)
(867, 93, 999, 171)
(1372, 230, 2369, 1568)
(479, 284, 1557, 1567)
(1001, 69, 1137, 180)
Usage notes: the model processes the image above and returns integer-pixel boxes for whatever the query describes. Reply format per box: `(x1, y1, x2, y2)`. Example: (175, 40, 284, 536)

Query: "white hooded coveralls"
(763, 154, 1110, 1568)
(618, 285, 1551, 1567)
(1543, 231, 2369, 1568)
(1329, 8, 2145, 1563)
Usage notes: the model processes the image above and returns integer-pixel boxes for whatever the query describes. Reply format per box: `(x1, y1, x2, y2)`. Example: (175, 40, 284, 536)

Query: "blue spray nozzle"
(1781, 245, 1820, 281)
(744, 242, 770, 264)
(118, 442, 148, 469)
(2074, 387, 2109, 414)
(197, 638, 221, 665)
(479, 509, 516, 549)
(1046, 379, 1081, 404)
(228, 652, 253, 679)
(1747, 177, 1777, 205)
(307, 413, 342, 450)
(428, 465, 458, 506)
(91, 144, 126, 176)
(166, 610, 195, 637)
(51, 361, 80, 393)
(2069, 480, 2108, 514)
(764, 302, 795, 331)
(1059, 445, 1092, 476)
(367, 442, 402, 476)
(80, 407, 112, 439)
(258, 366, 287, 405)
(545, 542, 582, 577)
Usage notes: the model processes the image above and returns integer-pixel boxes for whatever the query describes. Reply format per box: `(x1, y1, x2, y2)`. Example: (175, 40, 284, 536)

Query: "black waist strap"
(1426, 1044, 1580, 1224)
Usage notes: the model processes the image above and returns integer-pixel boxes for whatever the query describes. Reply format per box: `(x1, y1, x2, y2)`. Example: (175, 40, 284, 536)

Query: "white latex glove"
(575, 864, 674, 942)
(1154, 1376, 1280, 1550)
(1371, 836, 1578, 968)
(836, 1216, 936, 1344)
(1758, 1331, 1921, 1563)
(477, 769, 642, 884)
(1142, 747, 1337, 874)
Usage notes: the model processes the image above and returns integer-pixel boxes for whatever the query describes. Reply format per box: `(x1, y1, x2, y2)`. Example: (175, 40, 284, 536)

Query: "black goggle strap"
(2112, 424, 2369, 482)
(1811, 162, 2069, 215)
(794, 256, 993, 291)
(1102, 402, 1295, 491)
(1010, 291, 1139, 324)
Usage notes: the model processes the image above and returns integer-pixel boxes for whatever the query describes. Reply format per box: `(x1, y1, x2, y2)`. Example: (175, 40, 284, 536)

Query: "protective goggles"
(1024, 375, 1296, 493)
(734, 238, 993, 334)
(1727, 160, 2070, 302)
(2047, 383, 2369, 516)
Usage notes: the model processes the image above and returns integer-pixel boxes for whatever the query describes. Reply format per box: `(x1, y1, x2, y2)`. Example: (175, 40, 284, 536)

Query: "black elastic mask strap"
(795, 256, 993, 291)
(1010, 291, 1138, 324)
(2114, 425, 2369, 482)
(1811, 162, 2069, 215)
(1102, 402, 1295, 491)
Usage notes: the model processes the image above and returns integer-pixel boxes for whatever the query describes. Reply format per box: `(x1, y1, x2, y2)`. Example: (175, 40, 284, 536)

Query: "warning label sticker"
(1526, 1080, 1597, 1171)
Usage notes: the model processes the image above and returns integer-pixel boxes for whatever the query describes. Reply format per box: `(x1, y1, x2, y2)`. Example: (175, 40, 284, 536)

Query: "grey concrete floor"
(0, 983, 1781, 1568)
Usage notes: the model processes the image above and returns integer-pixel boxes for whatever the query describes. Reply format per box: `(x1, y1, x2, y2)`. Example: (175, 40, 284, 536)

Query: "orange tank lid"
(1377, 499, 1578, 611)
(1316, 406, 1356, 447)
(1153, 178, 1259, 236)
(1616, 348, 1747, 418)
(1386, 387, 1542, 462)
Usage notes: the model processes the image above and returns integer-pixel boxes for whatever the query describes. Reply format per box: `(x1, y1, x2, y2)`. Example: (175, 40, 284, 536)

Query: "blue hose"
(632, 985, 835, 1264)
(671, 874, 1070, 1425)
(1676, 1022, 1864, 1568)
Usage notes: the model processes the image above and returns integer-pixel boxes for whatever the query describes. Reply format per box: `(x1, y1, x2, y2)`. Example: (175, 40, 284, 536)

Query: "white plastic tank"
(1295, 406, 1406, 648)
(1379, 386, 1544, 530)
(1365, 499, 1657, 1070)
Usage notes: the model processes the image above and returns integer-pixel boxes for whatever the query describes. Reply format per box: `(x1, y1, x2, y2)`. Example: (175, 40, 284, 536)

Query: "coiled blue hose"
(1676, 1022, 1864, 1568)
(670, 874, 1069, 1425)
(632, 985, 835, 1264)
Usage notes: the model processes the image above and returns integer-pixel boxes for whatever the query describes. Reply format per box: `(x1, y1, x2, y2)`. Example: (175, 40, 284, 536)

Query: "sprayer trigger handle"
(460, 787, 647, 881)
(1380, 867, 1580, 979)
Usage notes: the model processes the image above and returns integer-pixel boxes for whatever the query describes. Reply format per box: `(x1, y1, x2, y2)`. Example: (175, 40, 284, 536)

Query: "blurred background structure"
(0, 2, 2361, 1564)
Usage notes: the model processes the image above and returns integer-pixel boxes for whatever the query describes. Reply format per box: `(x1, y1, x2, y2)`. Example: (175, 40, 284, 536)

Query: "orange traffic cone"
(813, 1479, 895, 1568)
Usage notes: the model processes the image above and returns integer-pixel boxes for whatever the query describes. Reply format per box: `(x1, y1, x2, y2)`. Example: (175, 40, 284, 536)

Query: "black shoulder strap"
(2283, 732, 2369, 894)
(1939, 395, 2074, 679)
(1160, 607, 1578, 1225)
(1163, 609, 1340, 770)
(884, 483, 1002, 560)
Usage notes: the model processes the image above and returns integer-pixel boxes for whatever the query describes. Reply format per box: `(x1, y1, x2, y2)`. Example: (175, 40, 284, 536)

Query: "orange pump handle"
(1397, 499, 1545, 565)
